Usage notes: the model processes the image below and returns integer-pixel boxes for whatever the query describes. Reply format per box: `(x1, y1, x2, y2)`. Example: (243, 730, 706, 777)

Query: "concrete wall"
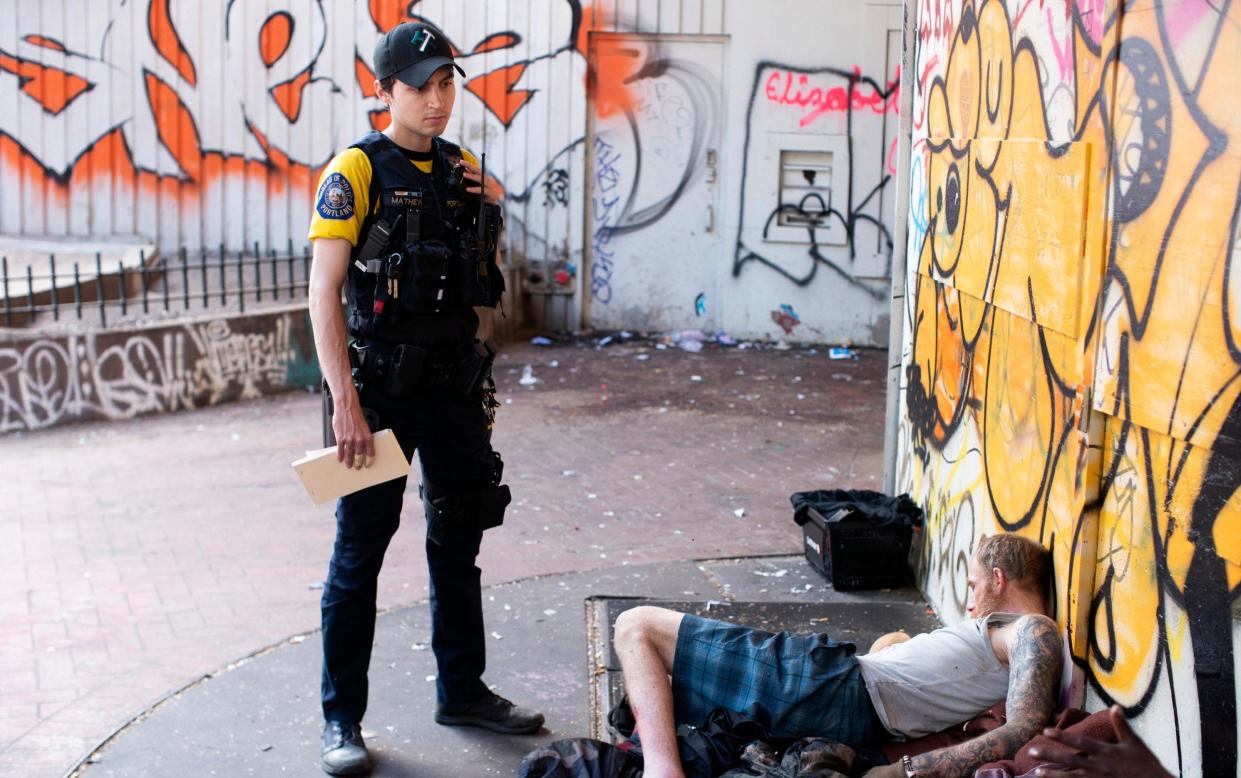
(578, 0, 903, 344)
(0, 306, 319, 432)
(894, 0, 1241, 774)
(0, 0, 901, 344)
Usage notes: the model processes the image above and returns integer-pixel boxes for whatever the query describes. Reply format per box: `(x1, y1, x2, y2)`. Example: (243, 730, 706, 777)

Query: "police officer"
(306, 22, 543, 776)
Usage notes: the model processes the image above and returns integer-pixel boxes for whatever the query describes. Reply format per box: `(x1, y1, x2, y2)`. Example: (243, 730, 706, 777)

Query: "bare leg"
(613, 606, 687, 778)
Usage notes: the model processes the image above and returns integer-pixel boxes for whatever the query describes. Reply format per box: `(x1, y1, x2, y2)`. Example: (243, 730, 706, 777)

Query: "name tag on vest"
(384, 189, 423, 208)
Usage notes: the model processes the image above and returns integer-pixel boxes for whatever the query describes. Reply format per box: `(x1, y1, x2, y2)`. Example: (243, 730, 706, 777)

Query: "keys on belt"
(386, 253, 403, 300)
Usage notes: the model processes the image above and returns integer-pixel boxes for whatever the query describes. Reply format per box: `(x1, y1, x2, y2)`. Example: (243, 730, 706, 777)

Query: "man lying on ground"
(614, 534, 1061, 778)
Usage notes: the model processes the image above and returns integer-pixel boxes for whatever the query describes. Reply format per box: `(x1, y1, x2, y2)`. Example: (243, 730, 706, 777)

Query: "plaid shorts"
(671, 614, 884, 745)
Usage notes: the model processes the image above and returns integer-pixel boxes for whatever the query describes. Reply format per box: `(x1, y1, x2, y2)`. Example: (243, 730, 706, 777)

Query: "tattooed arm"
(905, 614, 1062, 778)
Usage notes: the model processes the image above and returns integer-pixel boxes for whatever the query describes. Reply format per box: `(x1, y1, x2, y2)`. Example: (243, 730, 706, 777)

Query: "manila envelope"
(293, 429, 410, 505)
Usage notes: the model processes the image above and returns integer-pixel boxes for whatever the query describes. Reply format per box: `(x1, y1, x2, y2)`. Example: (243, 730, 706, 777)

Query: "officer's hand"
(1028, 705, 1173, 777)
(333, 400, 375, 470)
(460, 160, 503, 205)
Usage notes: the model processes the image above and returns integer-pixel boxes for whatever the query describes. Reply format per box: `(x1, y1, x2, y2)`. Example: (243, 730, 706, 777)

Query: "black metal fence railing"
(0, 242, 312, 329)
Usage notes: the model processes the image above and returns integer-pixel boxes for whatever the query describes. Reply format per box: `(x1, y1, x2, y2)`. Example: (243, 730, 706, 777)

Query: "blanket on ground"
(521, 701, 1113, 777)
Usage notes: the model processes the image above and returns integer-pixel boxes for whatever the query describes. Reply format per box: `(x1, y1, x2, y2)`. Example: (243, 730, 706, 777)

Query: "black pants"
(320, 380, 499, 725)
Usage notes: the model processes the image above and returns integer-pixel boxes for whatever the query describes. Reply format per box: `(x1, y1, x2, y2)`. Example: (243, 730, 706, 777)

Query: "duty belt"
(350, 339, 497, 397)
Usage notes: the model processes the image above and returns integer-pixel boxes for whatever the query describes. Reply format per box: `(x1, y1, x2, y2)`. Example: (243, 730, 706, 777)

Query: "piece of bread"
(868, 630, 911, 654)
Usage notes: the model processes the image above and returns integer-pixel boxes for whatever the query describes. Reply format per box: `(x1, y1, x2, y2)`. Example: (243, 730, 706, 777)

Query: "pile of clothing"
(520, 700, 1122, 778)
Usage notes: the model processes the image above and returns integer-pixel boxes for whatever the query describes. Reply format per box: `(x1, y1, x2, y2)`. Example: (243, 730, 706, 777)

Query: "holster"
(421, 450, 508, 544)
(421, 478, 511, 545)
(321, 376, 380, 448)
(450, 340, 498, 394)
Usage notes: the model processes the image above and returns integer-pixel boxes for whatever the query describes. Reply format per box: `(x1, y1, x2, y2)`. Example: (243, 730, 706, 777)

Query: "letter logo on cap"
(411, 29, 436, 52)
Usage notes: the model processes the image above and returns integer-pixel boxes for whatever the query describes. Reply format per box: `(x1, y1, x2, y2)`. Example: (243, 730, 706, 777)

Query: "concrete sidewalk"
(1, 336, 894, 776)
(77, 557, 936, 777)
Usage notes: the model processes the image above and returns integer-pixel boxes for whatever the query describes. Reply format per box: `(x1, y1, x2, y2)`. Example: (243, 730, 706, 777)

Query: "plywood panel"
(918, 139, 1093, 339)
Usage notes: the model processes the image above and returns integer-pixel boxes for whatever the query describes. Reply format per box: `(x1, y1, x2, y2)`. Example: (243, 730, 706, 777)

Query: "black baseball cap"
(373, 22, 465, 89)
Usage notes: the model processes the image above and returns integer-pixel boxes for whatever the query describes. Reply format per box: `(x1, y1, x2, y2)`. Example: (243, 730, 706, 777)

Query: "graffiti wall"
(0, 0, 591, 263)
(727, 1, 903, 345)
(1, 0, 902, 343)
(0, 307, 319, 432)
(581, 1, 903, 343)
(896, 0, 1241, 773)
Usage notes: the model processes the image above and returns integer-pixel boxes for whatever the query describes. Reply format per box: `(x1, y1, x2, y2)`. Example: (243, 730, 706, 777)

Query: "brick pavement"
(0, 337, 888, 776)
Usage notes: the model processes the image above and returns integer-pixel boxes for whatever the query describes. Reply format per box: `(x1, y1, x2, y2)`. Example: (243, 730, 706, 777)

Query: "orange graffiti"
(366, 2, 460, 54)
(246, 121, 317, 197)
(259, 12, 293, 68)
(148, 0, 196, 86)
(3, 123, 318, 226)
(0, 51, 93, 116)
(144, 70, 201, 181)
(22, 35, 66, 53)
(368, 0, 421, 33)
(466, 63, 534, 127)
(473, 32, 520, 54)
(577, 4, 640, 119)
(0, 134, 66, 214)
(270, 67, 311, 122)
(361, 50, 390, 126)
(355, 56, 377, 97)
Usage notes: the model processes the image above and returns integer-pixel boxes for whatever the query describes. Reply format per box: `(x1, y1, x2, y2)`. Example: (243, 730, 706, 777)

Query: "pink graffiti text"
(764, 68, 899, 129)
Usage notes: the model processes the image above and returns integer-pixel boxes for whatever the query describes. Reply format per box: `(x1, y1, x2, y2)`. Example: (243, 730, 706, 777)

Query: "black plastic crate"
(801, 506, 913, 590)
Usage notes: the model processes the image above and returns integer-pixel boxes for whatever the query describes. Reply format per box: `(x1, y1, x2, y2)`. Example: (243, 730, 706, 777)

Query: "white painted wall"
(581, 0, 903, 343)
(718, 1, 902, 346)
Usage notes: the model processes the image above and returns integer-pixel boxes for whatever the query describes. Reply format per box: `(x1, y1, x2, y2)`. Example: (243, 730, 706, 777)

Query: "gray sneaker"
(321, 721, 372, 776)
(435, 690, 545, 734)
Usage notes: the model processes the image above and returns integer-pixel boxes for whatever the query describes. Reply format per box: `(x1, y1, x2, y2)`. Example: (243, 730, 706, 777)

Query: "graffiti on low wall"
(0, 309, 318, 433)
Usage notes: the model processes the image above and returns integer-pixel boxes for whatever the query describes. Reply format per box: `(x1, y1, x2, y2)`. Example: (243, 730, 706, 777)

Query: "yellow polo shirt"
(308, 143, 479, 246)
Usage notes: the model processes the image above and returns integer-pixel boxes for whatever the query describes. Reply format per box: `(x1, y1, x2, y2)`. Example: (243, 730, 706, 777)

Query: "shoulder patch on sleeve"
(316, 172, 355, 220)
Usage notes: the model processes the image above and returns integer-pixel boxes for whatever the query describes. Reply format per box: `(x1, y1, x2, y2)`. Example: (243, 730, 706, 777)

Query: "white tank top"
(855, 612, 1018, 738)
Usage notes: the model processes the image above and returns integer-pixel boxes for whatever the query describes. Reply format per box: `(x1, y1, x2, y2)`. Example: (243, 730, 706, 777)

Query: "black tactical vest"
(344, 131, 504, 344)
